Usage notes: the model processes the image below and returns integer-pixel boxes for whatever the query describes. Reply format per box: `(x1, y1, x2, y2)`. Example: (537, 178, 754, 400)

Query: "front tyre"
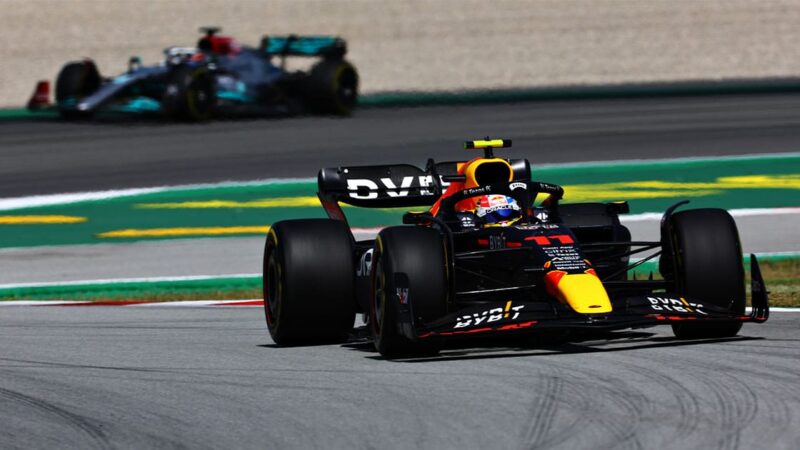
(664, 208, 745, 339)
(370, 226, 448, 358)
(55, 60, 101, 119)
(263, 219, 356, 345)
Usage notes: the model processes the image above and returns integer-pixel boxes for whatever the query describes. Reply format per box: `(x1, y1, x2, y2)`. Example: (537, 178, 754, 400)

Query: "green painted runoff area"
(1, 254, 795, 301)
(0, 276, 259, 301)
(1, 154, 798, 248)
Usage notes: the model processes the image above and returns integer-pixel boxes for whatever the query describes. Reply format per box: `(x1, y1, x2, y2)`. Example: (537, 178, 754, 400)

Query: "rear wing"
(317, 159, 531, 223)
(261, 35, 346, 59)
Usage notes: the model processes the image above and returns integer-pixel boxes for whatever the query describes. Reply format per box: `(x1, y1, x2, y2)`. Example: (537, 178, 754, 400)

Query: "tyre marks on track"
(617, 359, 702, 437)
(1, 309, 798, 448)
(518, 360, 647, 450)
(564, 373, 645, 450)
(522, 375, 563, 447)
(0, 387, 109, 449)
(614, 346, 795, 450)
(703, 370, 758, 450)
(690, 351, 798, 449)
(511, 331, 800, 450)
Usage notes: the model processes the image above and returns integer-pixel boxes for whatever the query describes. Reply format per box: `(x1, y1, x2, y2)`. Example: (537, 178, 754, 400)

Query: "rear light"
(27, 80, 51, 110)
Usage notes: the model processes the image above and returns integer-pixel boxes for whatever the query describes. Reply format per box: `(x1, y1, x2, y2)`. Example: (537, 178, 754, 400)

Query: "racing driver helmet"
(473, 195, 521, 225)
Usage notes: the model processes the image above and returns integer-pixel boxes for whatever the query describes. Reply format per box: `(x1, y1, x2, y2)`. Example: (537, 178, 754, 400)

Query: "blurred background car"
(29, 27, 358, 120)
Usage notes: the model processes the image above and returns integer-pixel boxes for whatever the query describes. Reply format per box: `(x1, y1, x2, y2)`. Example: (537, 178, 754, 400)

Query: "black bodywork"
(316, 157, 769, 342)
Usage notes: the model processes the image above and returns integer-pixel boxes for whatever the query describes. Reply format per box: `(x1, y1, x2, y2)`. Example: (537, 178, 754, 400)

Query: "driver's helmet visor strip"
(474, 195, 521, 223)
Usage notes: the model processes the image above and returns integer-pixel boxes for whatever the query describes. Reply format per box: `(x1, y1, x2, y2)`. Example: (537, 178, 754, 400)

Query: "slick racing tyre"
(305, 60, 358, 115)
(663, 208, 746, 339)
(263, 219, 356, 346)
(370, 226, 448, 358)
(55, 60, 101, 119)
(162, 65, 216, 121)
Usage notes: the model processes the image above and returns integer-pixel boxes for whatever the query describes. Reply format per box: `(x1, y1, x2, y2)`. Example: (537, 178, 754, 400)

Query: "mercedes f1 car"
(28, 27, 358, 120)
(262, 139, 769, 358)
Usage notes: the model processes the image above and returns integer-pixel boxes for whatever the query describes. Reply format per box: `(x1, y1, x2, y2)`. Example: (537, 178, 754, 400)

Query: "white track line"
(0, 178, 315, 211)
(2, 152, 797, 211)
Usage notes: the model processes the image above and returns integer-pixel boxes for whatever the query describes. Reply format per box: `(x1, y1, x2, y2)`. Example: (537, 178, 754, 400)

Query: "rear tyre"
(664, 208, 745, 339)
(305, 60, 358, 115)
(55, 60, 101, 119)
(263, 219, 356, 346)
(370, 227, 448, 358)
(162, 65, 216, 121)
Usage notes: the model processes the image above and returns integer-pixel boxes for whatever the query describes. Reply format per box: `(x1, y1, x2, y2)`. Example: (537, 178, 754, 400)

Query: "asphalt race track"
(2, 93, 800, 448)
(1, 307, 799, 449)
(3, 93, 800, 197)
(3, 209, 798, 284)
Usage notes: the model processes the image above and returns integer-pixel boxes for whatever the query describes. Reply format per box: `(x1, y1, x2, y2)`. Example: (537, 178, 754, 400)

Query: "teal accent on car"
(112, 97, 162, 113)
(217, 90, 255, 103)
(263, 36, 339, 56)
(113, 74, 134, 85)
(60, 97, 78, 107)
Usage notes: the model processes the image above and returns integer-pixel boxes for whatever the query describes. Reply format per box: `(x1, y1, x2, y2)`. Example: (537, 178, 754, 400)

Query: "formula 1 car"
(28, 27, 358, 120)
(262, 139, 769, 358)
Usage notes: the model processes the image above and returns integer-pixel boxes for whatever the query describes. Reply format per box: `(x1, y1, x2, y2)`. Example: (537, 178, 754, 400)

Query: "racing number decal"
(524, 234, 574, 245)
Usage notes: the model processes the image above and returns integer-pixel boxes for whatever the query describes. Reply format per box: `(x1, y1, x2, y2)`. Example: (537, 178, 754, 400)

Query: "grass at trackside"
(754, 259, 800, 307)
(629, 258, 799, 307)
(1, 259, 797, 307)
(92, 290, 260, 303)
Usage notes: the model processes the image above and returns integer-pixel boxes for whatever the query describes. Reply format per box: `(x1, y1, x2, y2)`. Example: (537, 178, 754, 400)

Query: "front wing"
(60, 65, 170, 114)
(410, 256, 769, 341)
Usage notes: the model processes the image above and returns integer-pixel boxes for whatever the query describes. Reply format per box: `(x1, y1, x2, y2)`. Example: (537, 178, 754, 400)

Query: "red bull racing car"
(262, 139, 769, 358)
